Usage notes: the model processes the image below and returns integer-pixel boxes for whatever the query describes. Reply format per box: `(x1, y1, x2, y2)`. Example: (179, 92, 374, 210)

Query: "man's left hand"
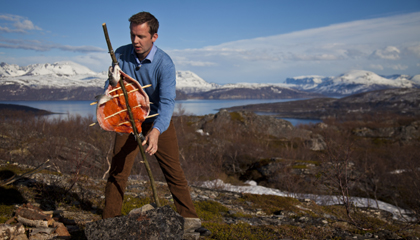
(142, 128, 160, 155)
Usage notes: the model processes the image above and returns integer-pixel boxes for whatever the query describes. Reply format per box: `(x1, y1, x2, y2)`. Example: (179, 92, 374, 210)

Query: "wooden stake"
(117, 113, 159, 126)
(146, 113, 159, 119)
(102, 23, 161, 207)
(108, 83, 151, 94)
(104, 104, 142, 120)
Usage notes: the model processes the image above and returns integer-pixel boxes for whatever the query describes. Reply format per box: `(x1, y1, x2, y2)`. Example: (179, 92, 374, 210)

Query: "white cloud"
(370, 46, 401, 60)
(175, 60, 217, 67)
(0, 38, 106, 53)
(4, 12, 420, 83)
(0, 14, 42, 33)
(170, 54, 218, 67)
(168, 12, 420, 82)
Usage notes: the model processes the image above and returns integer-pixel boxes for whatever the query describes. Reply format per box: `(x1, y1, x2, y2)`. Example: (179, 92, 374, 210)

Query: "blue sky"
(1, 0, 420, 84)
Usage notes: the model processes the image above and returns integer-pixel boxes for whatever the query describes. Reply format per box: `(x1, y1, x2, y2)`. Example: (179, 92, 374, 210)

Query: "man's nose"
(133, 36, 140, 44)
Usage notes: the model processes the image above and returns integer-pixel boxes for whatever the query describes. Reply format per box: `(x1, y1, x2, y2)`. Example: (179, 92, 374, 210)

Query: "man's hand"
(142, 128, 160, 156)
(108, 64, 121, 87)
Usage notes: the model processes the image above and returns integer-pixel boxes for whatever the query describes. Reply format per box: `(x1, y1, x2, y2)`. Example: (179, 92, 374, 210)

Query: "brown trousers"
(102, 121, 198, 219)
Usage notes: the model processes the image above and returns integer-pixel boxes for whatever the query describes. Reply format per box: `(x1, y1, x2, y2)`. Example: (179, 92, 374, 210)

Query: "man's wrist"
(153, 127, 161, 134)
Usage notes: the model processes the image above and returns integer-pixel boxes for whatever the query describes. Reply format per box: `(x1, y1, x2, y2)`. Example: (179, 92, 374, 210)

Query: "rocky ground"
(1, 161, 420, 240)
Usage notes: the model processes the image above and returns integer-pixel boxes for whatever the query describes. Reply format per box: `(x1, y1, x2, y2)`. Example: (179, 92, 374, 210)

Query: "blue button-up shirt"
(105, 44, 176, 133)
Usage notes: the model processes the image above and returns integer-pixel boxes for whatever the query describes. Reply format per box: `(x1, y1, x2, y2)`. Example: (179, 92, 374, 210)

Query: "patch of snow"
(197, 179, 415, 221)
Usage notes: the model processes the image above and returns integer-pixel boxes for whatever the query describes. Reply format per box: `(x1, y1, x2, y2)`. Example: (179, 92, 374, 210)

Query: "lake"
(0, 99, 321, 126)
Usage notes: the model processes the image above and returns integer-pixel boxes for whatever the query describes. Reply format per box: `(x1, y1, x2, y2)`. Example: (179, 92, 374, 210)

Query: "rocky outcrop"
(193, 109, 310, 140)
(0, 223, 27, 240)
(352, 120, 420, 141)
(85, 205, 184, 240)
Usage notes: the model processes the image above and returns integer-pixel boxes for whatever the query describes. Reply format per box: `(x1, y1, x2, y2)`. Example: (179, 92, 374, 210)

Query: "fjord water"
(0, 99, 321, 126)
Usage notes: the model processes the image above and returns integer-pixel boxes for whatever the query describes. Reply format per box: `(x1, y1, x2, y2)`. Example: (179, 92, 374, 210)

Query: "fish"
(108, 64, 121, 87)
(96, 69, 150, 134)
(95, 94, 113, 106)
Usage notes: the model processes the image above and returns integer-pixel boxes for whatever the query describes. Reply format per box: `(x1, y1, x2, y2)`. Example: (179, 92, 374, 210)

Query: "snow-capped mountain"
(0, 61, 228, 100)
(0, 62, 298, 95)
(286, 70, 420, 96)
(0, 62, 107, 89)
(0, 62, 214, 90)
(0, 61, 98, 77)
(0, 62, 418, 100)
(284, 75, 331, 91)
(175, 71, 219, 93)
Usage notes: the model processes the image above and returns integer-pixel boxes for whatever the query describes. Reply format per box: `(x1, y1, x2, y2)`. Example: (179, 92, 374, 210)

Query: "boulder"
(84, 205, 184, 240)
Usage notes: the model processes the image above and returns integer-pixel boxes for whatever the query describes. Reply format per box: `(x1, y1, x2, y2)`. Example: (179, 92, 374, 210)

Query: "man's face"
(130, 22, 158, 61)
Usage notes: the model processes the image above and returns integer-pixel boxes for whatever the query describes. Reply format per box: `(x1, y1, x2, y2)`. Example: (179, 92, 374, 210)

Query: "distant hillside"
(189, 86, 323, 99)
(227, 88, 420, 119)
(0, 103, 53, 115)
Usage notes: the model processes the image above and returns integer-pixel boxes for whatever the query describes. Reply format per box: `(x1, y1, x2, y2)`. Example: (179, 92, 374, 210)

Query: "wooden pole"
(102, 23, 161, 207)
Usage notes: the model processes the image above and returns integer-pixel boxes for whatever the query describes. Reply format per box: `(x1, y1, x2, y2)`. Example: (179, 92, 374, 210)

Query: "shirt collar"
(132, 44, 157, 65)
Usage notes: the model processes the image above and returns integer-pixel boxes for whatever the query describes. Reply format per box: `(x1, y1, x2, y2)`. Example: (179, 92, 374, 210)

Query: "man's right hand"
(108, 64, 121, 87)
(142, 128, 160, 156)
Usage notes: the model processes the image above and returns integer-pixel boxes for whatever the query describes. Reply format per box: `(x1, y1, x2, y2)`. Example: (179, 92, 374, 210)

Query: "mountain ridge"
(286, 70, 420, 96)
(0, 61, 419, 100)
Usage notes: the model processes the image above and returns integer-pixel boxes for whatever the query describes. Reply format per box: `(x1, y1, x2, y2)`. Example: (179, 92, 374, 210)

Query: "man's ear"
(152, 33, 158, 42)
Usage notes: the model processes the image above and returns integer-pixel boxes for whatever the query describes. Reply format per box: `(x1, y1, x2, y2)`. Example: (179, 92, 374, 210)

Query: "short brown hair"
(129, 12, 159, 36)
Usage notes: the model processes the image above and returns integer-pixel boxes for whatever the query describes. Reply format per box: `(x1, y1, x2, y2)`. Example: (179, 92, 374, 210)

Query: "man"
(102, 11, 210, 236)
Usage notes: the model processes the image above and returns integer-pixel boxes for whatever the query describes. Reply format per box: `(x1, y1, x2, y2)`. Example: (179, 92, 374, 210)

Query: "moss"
(227, 212, 254, 219)
(292, 165, 307, 169)
(229, 112, 245, 123)
(319, 205, 401, 232)
(266, 138, 291, 149)
(0, 165, 26, 176)
(321, 205, 347, 219)
(203, 222, 279, 240)
(351, 211, 393, 231)
(315, 172, 323, 179)
(203, 222, 334, 240)
(371, 138, 393, 145)
(121, 196, 174, 215)
(194, 200, 229, 221)
(258, 158, 272, 166)
(0, 204, 15, 223)
(238, 194, 300, 214)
